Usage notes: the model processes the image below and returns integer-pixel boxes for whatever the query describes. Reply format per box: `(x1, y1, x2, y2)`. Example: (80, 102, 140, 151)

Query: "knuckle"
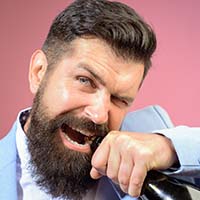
(115, 134, 130, 145)
(130, 173, 145, 189)
(119, 176, 129, 186)
(107, 169, 117, 180)
(118, 165, 131, 185)
(108, 130, 118, 138)
(91, 158, 105, 172)
(91, 156, 99, 168)
(120, 183, 128, 193)
(137, 148, 153, 162)
(131, 179, 143, 188)
(104, 131, 118, 144)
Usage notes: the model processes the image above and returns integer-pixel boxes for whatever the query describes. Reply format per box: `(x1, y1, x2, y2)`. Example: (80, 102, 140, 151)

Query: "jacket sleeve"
(120, 105, 200, 181)
(155, 126, 200, 178)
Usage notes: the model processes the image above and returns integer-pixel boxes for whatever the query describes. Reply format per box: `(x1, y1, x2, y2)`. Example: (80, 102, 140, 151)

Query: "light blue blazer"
(0, 105, 198, 200)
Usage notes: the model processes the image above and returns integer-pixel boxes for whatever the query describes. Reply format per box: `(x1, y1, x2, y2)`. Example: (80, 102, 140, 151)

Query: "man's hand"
(90, 131, 178, 197)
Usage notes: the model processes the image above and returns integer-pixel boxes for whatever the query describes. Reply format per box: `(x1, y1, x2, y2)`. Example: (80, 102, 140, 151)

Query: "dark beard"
(26, 85, 109, 200)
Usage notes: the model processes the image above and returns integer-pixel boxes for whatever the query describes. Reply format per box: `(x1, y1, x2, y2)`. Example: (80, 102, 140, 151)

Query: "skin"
(26, 37, 177, 197)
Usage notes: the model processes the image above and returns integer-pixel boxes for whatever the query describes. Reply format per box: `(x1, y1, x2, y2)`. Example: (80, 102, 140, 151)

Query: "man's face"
(26, 38, 144, 199)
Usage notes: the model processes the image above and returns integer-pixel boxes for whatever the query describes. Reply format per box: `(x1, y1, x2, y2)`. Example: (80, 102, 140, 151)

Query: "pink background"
(1, 0, 200, 138)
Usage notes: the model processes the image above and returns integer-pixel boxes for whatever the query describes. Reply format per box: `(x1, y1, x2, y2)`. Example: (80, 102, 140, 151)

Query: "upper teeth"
(70, 125, 94, 137)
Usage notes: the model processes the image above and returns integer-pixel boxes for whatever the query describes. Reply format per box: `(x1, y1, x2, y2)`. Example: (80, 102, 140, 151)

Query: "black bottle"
(139, 170, 200, 200)
(91, 136, 200, 200)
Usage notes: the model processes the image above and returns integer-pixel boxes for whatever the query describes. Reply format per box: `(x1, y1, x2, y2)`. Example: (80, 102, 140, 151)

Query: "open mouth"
(61, 123, 97, 146)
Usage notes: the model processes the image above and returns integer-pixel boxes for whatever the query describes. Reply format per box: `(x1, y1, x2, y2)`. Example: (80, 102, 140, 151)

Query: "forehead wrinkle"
(71, 38, 126, 73)
(69, 38, 143, 100)
(77, 62, 136, 104)
(77, 63, 106, 86)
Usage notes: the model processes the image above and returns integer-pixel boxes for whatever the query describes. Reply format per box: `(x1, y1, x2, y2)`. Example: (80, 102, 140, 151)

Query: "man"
(0, 0, 200, 199)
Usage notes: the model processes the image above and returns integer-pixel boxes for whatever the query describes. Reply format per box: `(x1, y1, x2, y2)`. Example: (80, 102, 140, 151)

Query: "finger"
(128, 163, 147, 197)
(91, 137, 110, 176)
(118, 153, 134, 193)
(106, 143, 121, 183)
(90, 167, 104, 179)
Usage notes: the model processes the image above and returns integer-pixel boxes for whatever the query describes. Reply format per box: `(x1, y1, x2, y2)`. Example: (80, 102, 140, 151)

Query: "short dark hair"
(42, 0, 156, 78)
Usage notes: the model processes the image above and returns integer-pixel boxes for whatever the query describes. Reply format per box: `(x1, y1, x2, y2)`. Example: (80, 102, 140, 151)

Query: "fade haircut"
(42, 0, 157, 78)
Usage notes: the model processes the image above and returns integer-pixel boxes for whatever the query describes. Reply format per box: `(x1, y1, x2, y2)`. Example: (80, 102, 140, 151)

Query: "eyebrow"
(77, 63, 106, 86)
(77, 63, 135, 105)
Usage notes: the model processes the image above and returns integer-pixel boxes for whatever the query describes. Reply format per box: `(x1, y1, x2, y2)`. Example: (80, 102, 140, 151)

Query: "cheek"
(109, 109, 127, 131)
(42, 84, 86, 117)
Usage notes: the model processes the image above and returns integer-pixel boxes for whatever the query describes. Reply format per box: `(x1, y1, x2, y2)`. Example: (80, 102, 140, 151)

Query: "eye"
(77, 76, 96, 88)
(111, 96, 129, 108)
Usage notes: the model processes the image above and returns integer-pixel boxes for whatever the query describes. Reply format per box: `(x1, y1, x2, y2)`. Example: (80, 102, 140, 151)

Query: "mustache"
(49, 112, 109, 137)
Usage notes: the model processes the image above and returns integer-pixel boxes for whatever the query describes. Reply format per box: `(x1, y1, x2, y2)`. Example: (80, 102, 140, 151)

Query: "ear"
(29, 50, 48, 94)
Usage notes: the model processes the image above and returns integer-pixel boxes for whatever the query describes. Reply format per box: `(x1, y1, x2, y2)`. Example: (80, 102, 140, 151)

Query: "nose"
(84, 91, 110, 124)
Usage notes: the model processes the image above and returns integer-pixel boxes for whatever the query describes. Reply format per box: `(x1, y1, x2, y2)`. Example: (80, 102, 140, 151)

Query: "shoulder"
(121, 105, 174, 132)
(0, 121, 17, 170)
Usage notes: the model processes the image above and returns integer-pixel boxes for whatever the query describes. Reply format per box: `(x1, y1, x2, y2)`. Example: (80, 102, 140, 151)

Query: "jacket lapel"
(0, 122, 18, 200)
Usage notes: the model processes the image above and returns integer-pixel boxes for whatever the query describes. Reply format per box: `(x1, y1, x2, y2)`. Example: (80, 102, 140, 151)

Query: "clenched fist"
(90, 131, 178, 197)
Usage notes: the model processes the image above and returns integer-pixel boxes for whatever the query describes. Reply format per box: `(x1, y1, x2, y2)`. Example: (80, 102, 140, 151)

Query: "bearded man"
(1, 0, 200, 200)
